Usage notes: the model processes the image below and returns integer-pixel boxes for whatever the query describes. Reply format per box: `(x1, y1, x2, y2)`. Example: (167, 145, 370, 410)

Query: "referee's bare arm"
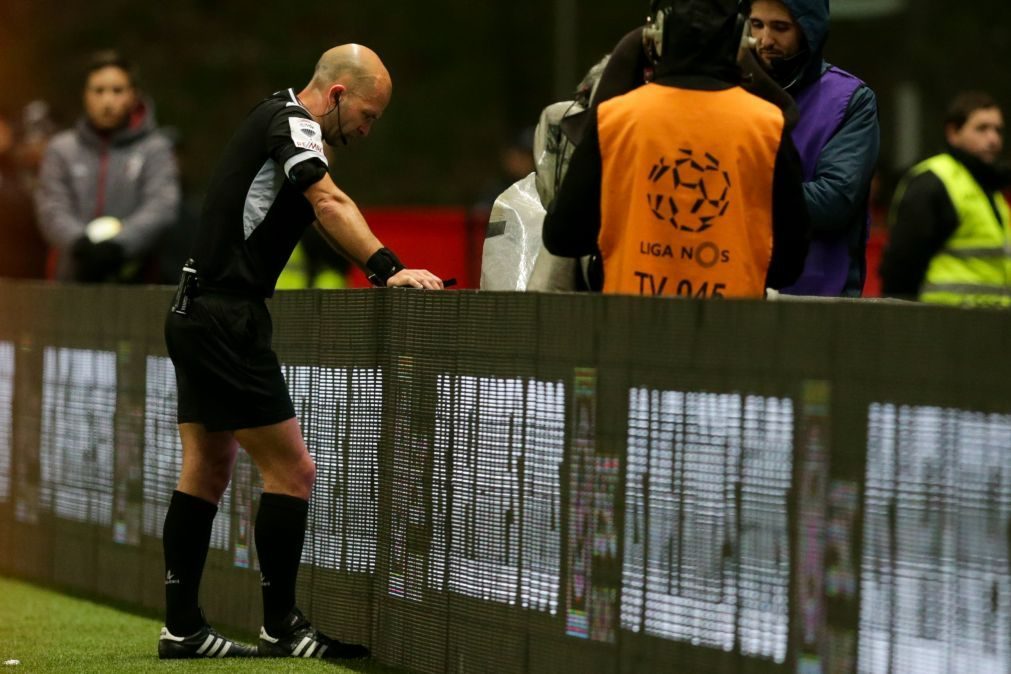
(304, 173, 444, 290)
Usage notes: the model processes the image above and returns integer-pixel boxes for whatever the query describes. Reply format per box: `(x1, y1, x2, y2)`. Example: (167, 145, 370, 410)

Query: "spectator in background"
(0, 111, 47, 279)
(881, 92, 1009, 306)
(543, 0, 809, 298)
(469, 127, 535, 223)
(749, 0, 879, 297)
(16, 100, 57, 193)
(35, 50, 179, 283)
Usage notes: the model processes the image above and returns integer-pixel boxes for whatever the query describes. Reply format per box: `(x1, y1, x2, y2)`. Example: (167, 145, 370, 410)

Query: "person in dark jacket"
(35, 50, 180, 282)
(0, 112, 47, 279)
(749, 0, 879, 297)
(881, 92, 1009, 306)
(542, 0, 809, 298)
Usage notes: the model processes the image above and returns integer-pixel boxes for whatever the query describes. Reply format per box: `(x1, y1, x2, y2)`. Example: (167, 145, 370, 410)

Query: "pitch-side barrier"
(0, 281, 1008, 673)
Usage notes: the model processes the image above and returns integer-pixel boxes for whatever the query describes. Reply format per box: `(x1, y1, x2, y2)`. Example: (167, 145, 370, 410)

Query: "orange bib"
(597, 84, 784, 298)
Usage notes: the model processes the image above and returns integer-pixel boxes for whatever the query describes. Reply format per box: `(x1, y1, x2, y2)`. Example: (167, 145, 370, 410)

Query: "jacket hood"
(779, 0, 830, 88)
(654, 0, 742, 82)
(76, 95, 159, 148)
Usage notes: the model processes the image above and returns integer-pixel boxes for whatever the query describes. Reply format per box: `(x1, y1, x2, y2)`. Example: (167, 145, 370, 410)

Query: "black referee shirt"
(191, 89, 329, 297)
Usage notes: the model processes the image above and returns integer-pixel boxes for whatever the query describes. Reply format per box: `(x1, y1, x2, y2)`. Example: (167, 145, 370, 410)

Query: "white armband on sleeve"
(283, 117, 327, 180)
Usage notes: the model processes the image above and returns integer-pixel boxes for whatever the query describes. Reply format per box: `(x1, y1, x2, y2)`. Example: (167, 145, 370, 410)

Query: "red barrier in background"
(348, 207, 485, 288)
(862, 203, 889, 298)
(352, 205, 895, 296)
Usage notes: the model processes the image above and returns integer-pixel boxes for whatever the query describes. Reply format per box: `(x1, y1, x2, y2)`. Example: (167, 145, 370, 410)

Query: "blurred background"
(2, 0, 1009, 206)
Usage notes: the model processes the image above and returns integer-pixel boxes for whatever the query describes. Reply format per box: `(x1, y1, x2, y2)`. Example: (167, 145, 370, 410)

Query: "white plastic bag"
(480, 173, 546, 291)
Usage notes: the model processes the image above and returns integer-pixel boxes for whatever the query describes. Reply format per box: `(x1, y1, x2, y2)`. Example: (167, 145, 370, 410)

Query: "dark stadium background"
(2, 0, 1009, 205)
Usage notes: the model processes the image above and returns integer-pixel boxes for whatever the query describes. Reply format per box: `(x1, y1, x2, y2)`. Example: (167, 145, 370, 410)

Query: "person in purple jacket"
(749, 0, 879, 297)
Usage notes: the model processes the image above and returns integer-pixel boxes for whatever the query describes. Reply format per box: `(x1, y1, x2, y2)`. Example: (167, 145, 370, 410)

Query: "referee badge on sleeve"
(288, 117, 324, 154)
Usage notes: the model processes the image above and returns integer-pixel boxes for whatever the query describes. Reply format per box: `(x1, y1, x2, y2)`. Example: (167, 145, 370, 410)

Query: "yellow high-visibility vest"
(897, 154, 1011, 307)
(275, 243, 346, 290)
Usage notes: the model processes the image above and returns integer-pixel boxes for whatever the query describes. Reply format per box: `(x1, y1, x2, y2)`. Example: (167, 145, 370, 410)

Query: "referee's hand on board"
(386, 268, 445, 290)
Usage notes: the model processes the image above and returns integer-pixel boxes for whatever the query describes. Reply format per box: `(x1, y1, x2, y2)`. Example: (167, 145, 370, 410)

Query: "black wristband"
(365, 247, 405, 287)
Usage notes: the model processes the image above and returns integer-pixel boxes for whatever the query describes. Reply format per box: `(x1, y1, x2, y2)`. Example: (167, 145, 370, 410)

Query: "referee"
(158, 44, 443, 660)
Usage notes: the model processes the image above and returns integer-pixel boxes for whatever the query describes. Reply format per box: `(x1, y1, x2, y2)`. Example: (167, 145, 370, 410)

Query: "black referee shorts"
(164, 292, 295, 432)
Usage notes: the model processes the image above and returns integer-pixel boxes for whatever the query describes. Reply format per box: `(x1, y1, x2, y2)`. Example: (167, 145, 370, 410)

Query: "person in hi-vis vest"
(881, 91, 1010, 307)
(542, 0, 809, 299)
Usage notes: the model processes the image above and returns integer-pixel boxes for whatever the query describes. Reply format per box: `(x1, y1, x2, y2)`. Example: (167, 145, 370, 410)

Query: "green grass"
(0, 577, 396, 673)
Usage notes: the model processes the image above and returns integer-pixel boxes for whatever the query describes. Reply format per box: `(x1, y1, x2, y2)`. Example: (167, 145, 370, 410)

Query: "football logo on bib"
(646, 149, 732, 233)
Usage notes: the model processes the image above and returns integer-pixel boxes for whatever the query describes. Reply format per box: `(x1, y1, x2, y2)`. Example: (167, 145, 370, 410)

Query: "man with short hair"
(35, 50, 180, 282)
(749, 0, 879, 297)
(881, 92, 1009, 306)
(159, 43, 444, 661)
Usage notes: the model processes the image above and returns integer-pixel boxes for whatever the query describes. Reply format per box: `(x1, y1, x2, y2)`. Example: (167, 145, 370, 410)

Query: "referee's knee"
(289, 453, 316, 498)
(299, 455, 317, 490)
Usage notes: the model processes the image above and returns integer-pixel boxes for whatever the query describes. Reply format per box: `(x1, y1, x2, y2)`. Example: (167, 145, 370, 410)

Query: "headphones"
(332, 90, 349, 146)
(735, 0, 756, 50)
(642, 0, 670, 65)
(322, 88, 342, 116)
(643, 1, 755, 65)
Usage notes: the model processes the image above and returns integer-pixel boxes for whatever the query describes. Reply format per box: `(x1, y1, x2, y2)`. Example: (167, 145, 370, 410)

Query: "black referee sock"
(162, 490, 218, 636)
(255, 492, 310, 635)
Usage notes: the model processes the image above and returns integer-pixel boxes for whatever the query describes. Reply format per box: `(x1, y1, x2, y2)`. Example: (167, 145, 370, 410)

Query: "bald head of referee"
(296, 44, 392, 147)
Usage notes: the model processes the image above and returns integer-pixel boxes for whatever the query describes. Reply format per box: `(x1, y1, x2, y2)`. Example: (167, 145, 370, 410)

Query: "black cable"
(552, 100, 582, 196)
(334, 97, 349, 146)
